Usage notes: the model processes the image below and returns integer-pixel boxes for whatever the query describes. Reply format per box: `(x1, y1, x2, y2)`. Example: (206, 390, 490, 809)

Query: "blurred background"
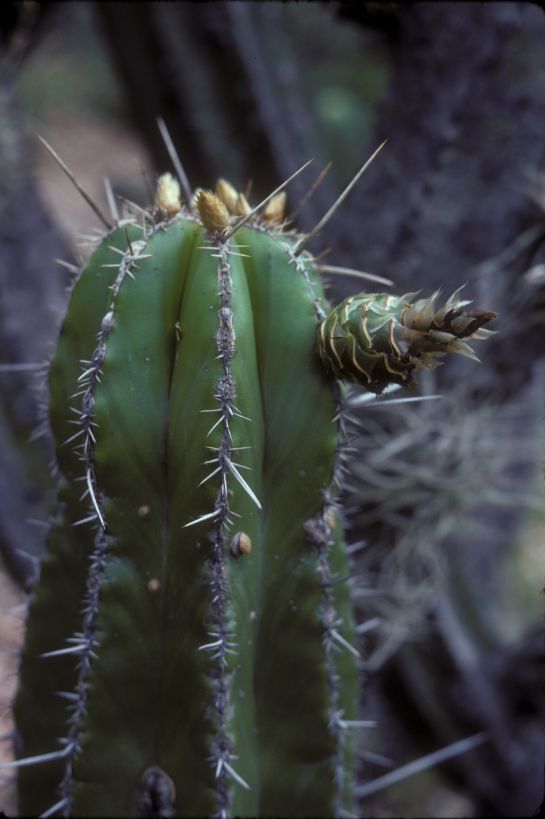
(1, 2, 544, 816)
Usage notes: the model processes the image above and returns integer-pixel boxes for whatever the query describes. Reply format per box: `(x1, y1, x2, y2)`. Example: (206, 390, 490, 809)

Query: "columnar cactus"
(11, 162, 494, 818)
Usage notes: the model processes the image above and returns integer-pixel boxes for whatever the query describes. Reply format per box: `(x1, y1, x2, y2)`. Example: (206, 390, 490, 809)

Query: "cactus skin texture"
(13, 174, 494, 818)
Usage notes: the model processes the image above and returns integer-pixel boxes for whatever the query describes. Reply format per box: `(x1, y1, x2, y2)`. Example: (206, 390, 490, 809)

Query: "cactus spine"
(12, 163, 494, 818)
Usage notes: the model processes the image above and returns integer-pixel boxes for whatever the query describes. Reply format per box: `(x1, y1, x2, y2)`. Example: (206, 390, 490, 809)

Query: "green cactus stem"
(11, 165, 494, 818)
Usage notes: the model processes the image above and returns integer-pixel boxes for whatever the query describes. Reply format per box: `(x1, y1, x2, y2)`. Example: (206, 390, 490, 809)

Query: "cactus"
(10, 155, 494, 818)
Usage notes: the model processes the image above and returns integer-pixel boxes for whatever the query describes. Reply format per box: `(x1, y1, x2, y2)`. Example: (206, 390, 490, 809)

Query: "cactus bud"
(234, 193, 251, 217)
(155, 173, 182, 216)
(318, 289, 496, 392)
(195, 189, 231, 231)
(215, 178, 239, 213)
(263, 191, 287, 225)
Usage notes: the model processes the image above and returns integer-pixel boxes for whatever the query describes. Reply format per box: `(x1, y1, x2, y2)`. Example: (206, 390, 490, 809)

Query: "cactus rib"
(205, 237, 245, 814)
(57, 235, 155, 815)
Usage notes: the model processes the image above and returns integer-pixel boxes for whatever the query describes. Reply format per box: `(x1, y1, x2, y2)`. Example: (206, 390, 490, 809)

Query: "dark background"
(1, 2, 544, 816)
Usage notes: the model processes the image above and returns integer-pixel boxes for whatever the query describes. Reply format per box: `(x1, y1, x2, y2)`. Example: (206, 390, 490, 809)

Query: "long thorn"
(55, 691, 79, 702)
(0, 746, 71, 770)
(225, 458, 262, 509)
(358, 394, 444, 409)
(331, 629, 361, 658)
(207, 415, 225, 437)
(183, 509, 220, 528)
(41, 644, 86, 658)
(72, 514, 98, 527)
(347, 384, 401, 406)
(293, 141, 387, 256)
(357, 749, 395, 768)
(197, 466, 222, 487)
(40, 797, 69, 818)
(339, 720, 377, 729)
(290, 161, 332, 219)
(356, 617, 381, 635)
(54, 258, 79, 274)
(355, 732, 489, 799)
(317, 265, 394, 287)
(222, 159, 314, 241)
(137, 156, 155, 206)
(115, 195, 150, 219)
(125, 227, 134, 256)
(223, 761, 251, 791)
(104, 176, 119, 223)
(86, 470, 106, 530)
(157, 117, 193, 204)
(36, 135, 112, 229)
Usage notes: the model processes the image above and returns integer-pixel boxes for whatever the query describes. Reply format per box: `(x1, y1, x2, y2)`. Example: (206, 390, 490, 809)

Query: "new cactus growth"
(11, 148, 495, 818)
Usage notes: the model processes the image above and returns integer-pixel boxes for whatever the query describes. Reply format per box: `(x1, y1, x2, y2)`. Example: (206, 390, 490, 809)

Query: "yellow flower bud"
(263, 192, 287, 225)
(195, 190, 231, 232)
(215, 178, 239, 213)
(155, 173, 182, 216)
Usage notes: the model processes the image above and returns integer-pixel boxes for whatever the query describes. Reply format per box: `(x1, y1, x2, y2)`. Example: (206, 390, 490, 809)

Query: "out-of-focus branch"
(0, 65, 72, 587)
